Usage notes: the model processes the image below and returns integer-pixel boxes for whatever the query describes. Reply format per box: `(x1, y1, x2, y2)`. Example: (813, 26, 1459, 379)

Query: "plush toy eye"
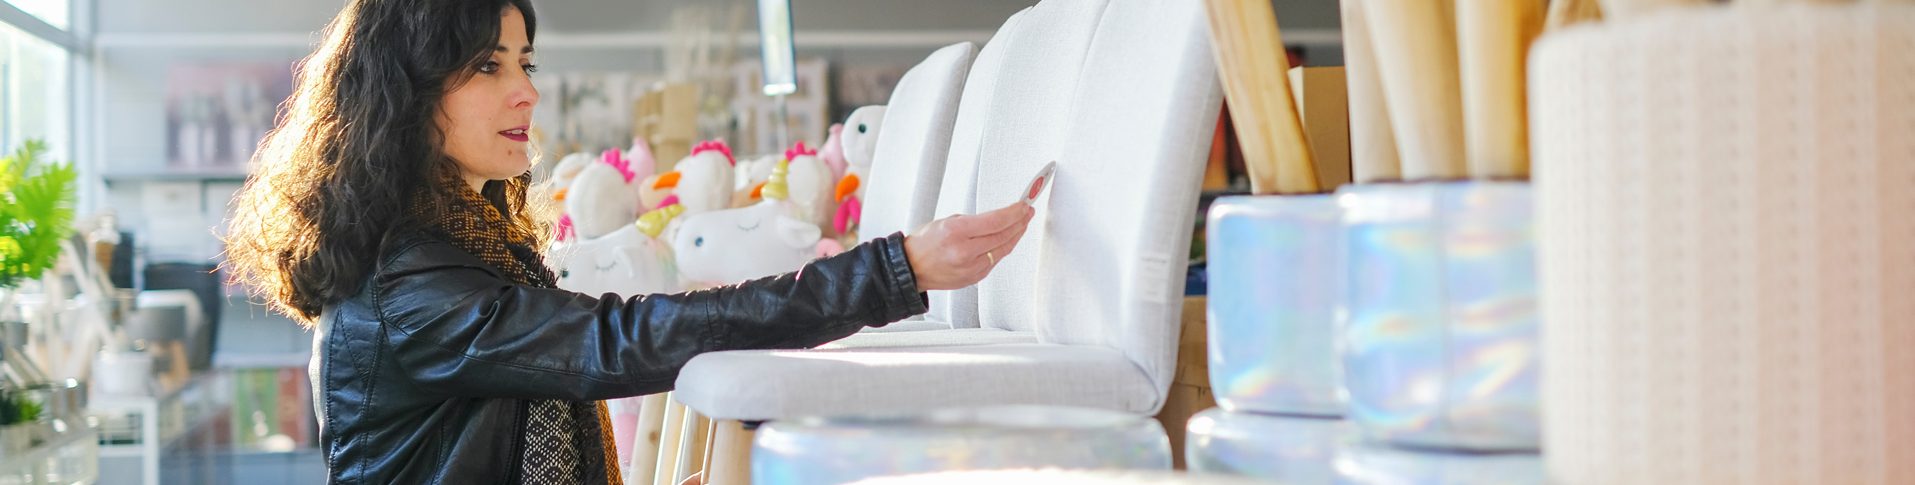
(559, 269, 570, 279)
(857, 124, 868, 134)
(694, 236, 705, 248)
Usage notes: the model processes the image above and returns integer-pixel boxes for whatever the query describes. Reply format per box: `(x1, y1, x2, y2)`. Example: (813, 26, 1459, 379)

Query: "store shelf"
(0, 421, 101, 485)
(101, 169, 251, 184)
(91, 373, 228, 485)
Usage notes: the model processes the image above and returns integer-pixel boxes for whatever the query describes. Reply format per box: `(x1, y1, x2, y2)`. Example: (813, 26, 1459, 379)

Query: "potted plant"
(1, 139, 76, 308)
(1, 139, 78, 313)
(0, 140, 74, 458)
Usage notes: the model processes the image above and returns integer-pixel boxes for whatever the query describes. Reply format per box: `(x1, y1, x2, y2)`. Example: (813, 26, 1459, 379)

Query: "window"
(2, 0, 68, 31)
(0, 19, 70, 162)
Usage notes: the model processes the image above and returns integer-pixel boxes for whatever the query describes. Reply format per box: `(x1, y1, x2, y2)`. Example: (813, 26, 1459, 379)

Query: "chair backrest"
(1032, 0, 1222, 411)
(860, 42, 978, 240)
(959, 0, 1114, 333)
(926, 7, 1026, 329)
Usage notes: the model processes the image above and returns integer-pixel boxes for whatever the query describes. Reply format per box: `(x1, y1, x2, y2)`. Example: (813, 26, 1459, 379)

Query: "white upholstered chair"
(674, 0, 1222, 480)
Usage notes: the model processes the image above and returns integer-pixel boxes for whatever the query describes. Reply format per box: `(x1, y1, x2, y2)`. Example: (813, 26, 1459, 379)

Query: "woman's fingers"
(945, 202, 1031, 238)
(904, 201, 1038, 291)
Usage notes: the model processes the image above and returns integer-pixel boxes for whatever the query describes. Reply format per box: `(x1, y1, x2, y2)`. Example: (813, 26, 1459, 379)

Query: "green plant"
(0, 389, 41, 425)
(0, 140, 78, 290)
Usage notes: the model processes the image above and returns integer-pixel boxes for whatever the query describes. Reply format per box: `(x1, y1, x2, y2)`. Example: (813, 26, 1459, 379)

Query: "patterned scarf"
(407, 170, 622, 485)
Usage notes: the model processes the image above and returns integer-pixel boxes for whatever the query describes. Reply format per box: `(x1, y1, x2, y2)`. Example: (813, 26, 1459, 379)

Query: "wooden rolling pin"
(1363, 0, 1468, 180)
(1548, 0, 1605, 29)
(1457, 0, 1545, 179)
(1202, 0, 1323, 194)
(1340, 0, 1403, 184)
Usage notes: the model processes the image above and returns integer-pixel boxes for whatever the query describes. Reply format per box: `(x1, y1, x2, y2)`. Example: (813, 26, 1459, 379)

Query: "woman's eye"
(477, 61, 500, 74)
(523, 63, 539, 74)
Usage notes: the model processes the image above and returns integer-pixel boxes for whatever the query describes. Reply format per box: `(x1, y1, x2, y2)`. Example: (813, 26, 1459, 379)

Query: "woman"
(222, 1, 1033, 483)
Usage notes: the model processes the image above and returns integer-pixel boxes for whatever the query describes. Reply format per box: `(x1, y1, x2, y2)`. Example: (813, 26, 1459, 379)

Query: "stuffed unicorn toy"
(833, 105, 886, 238)
(671, 161, 829, 288)
(550, 147, 681, 298)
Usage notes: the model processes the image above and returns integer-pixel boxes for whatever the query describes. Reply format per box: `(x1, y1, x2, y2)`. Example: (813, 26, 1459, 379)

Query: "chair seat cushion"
(825, 328, 1035, 349)
(856, 319, 954, 334)
(674, 344, 1157, 421)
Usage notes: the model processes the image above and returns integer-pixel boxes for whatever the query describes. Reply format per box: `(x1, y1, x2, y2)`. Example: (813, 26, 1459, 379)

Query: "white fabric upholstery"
(1034, 0, 1221, 408)
(927, 7, 1026, 330)
(967, 0, 1111, 333)
(674, 344, 1157, 421)
(861, 42, 978, 240)
(857, 319, 953, 334)
(823, 328, 1035, 349)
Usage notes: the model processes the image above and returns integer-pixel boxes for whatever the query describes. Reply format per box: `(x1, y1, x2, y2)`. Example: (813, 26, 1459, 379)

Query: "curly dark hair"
(224, 0, 542, 323)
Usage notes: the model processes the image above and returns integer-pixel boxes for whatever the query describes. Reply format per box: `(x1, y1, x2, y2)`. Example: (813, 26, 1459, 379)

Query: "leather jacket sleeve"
(371, 231, 928, 402)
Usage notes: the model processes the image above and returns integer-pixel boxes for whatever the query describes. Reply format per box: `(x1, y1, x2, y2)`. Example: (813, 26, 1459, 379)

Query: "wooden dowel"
(1202, 0, 1323, 194)
(1458, 0, 1545, 179)
(1547, 0, 1606, 30)
(1600, 0, 1709, 20)
(1364, 0, 1469, 181)
(1341, 0, 1402, 184)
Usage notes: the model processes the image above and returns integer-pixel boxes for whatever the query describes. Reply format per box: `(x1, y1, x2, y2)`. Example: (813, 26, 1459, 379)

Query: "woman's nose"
(509, 74, 539, 110)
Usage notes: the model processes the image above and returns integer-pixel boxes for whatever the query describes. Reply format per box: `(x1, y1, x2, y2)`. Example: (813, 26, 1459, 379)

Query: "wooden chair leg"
(704, 420, 754, 485)
(673, 411, 711, 483)
(624, 394, 669, 485)
(652, 396, 688, 485)
(700, 418, 719, 479)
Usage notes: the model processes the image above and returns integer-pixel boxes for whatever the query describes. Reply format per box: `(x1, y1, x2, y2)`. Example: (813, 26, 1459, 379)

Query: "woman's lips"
(500, 127, 529, 142)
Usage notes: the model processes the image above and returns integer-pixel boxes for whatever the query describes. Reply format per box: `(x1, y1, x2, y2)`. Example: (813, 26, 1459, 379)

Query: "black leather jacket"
(310, 229, 927, 484)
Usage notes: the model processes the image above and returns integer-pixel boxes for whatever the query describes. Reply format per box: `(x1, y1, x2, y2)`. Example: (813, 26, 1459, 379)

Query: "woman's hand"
(903, 202, 1037, 291)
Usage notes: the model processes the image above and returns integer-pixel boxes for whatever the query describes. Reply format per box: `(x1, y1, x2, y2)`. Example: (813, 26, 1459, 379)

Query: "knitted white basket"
(1531, 5, 1915, 484)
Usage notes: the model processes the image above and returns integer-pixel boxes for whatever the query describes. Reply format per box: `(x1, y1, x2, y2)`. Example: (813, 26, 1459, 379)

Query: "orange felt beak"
(749, 182, 768, 200)
(554, 188, 569, 201)
(653, 171, 682, 190)
(835, 174, 861, 202)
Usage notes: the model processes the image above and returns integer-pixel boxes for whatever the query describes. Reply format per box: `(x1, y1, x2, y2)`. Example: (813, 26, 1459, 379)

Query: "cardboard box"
(1288, 67, 1352, 191)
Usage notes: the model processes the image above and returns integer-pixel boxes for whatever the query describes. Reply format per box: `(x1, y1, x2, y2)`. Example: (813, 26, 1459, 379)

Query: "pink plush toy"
(818, 123, 849, 181)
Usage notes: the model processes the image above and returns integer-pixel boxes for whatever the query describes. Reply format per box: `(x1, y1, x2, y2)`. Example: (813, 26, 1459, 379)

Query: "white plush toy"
(654, 140, 736, 215)
(549, 148, 681, 297)
(554, 224, 681, 297)
(732, 154, 779, 207)
(782, 142, 839, 231)
(669, 200, 821, 288)
(551, 151, 598, 196)
(833, 105, 886, 235)
(562, 148, 646, 240)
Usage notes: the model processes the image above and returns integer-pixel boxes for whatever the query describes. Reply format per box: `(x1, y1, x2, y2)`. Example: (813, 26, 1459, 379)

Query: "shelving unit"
(0, 421, 101, 485)
(99, 169, 250, 185)
(92, 373, 226, 485)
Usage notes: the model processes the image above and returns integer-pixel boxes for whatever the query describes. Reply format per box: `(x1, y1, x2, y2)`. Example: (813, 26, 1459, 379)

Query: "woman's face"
(438, 6, 539, 192)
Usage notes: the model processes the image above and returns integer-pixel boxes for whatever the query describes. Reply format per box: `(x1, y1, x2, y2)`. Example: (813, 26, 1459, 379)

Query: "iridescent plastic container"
(1334, 444, 1545, 485)
(752, 406, 1170, 485)
(1338, 182, 1540, 451)
(1185, 408, 1347, 481)
(1205, 195, 1345, 417)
